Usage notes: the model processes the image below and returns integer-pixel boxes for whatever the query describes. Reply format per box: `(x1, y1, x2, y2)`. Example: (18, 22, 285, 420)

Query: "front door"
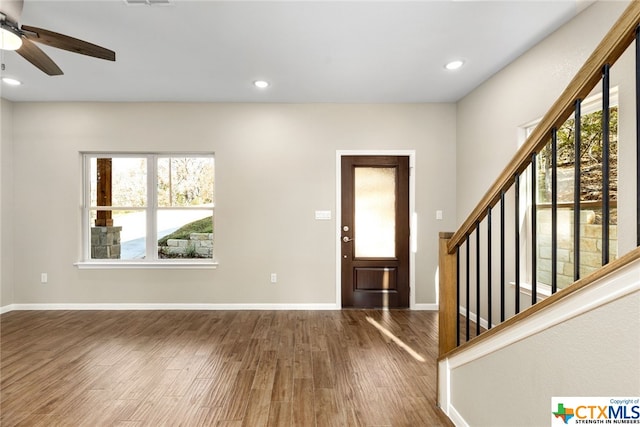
(341, 156, 410, 308)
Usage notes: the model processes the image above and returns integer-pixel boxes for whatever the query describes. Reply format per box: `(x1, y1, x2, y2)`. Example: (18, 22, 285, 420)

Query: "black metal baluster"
(476, 223, 481, 336)
(456, 245, 460, 347)
(500, 190, 506, 322)
(466, 235, 470, 342)
(515, 173, 521, 314)
(551, 129, 558, 294)
(574, 100, 582, 281)
(602, 63, 611, 265)
(487, 207, 492, 330)
(531, 153, 537, 305)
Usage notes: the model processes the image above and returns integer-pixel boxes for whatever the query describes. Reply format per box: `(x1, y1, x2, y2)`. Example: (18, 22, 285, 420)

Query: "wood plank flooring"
(0, 310, 452, 426)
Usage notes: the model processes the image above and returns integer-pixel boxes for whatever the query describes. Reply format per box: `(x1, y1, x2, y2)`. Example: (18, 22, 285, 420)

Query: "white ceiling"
(0, 0, 593, 103)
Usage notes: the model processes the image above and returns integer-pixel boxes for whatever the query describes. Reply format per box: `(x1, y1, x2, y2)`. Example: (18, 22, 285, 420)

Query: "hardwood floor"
(0, 310, 452, 426)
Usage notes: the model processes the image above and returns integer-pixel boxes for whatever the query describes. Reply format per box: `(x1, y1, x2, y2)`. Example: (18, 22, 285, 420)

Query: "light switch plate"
(315, 210, 332, 220)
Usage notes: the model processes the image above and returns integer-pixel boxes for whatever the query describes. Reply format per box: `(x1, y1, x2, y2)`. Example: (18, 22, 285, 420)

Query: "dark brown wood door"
(341, 156, 410, 308)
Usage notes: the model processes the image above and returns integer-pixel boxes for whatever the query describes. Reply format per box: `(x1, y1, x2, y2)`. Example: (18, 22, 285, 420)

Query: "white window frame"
(516, 89, 618, 298)
(75, 152, 217, 269)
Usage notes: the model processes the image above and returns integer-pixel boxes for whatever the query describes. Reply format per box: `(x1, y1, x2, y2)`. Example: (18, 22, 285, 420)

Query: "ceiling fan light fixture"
(0, 23, 22, 51)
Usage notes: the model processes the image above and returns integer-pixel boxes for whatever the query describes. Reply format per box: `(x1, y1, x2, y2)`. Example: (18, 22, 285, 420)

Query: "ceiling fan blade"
(16, 36, 63, 75)
(0, 0, 23, 23)
(21, 25, 115, 61)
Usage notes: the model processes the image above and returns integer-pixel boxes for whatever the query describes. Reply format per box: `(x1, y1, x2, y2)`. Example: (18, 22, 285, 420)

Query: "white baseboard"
(447, 404, 470, 427)
(1, 303, 439, 313)
(413, 303, 439, 311)
(0, 304, 16, 314)
(0, 303, 340, 312)
(438, 360, 471, 427)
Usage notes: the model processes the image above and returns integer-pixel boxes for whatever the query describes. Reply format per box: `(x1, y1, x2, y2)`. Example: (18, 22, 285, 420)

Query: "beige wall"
(5, 102, 456, 306)
(450, 289, 640, 426)
(456, 1, 630, 226)
(1, 98, 14, 308)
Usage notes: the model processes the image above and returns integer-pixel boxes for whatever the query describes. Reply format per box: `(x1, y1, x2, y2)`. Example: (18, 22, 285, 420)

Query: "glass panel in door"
(354, 167, 396, 258)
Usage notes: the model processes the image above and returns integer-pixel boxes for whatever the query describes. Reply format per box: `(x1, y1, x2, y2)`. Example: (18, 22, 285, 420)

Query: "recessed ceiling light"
(445, 60, 464, 71)
(253, 80, 270, 89)
(2, 77, 22, 86)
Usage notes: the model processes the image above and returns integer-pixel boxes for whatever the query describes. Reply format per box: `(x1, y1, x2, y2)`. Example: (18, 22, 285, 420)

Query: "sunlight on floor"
(366, 316, 426, 362)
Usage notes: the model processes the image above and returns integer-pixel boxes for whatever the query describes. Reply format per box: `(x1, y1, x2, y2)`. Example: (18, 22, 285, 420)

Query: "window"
(521, 90, 618, 295)
(80, 153, 215, 266)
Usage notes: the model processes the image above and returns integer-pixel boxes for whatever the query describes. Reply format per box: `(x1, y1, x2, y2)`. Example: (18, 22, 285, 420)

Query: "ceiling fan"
(0, 0, 115, 76)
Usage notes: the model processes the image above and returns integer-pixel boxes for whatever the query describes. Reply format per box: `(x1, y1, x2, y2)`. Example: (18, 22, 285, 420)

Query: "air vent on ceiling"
(124, 0, 172, 6)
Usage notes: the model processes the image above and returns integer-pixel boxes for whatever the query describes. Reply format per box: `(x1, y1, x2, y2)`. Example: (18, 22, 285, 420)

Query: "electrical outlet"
(270, 273, 277, 283)
(41, 273, 48, 284)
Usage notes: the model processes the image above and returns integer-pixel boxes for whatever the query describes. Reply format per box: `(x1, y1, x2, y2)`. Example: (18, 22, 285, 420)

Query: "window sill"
(509, 281, 552, 300)
(74, 260, 218, 270)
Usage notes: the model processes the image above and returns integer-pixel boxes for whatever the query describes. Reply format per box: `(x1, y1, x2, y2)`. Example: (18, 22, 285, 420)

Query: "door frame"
(335, 150, 416, 309)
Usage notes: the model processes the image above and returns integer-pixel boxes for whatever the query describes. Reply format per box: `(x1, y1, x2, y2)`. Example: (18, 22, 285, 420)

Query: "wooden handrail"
(448, 0, 640, 254)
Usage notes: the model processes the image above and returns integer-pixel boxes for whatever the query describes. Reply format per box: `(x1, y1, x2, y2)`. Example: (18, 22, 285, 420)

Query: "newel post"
(439, 232, 458, 357)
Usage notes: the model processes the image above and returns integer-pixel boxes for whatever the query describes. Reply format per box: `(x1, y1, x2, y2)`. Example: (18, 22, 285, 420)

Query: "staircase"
(437, 1, 640, 425)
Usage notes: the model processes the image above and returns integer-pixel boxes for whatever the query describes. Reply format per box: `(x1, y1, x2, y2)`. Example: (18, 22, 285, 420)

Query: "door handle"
(342, 236, 353, 243)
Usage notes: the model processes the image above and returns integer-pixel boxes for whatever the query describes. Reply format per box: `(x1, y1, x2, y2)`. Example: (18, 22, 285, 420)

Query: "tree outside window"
(534, 104, 618, 289)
